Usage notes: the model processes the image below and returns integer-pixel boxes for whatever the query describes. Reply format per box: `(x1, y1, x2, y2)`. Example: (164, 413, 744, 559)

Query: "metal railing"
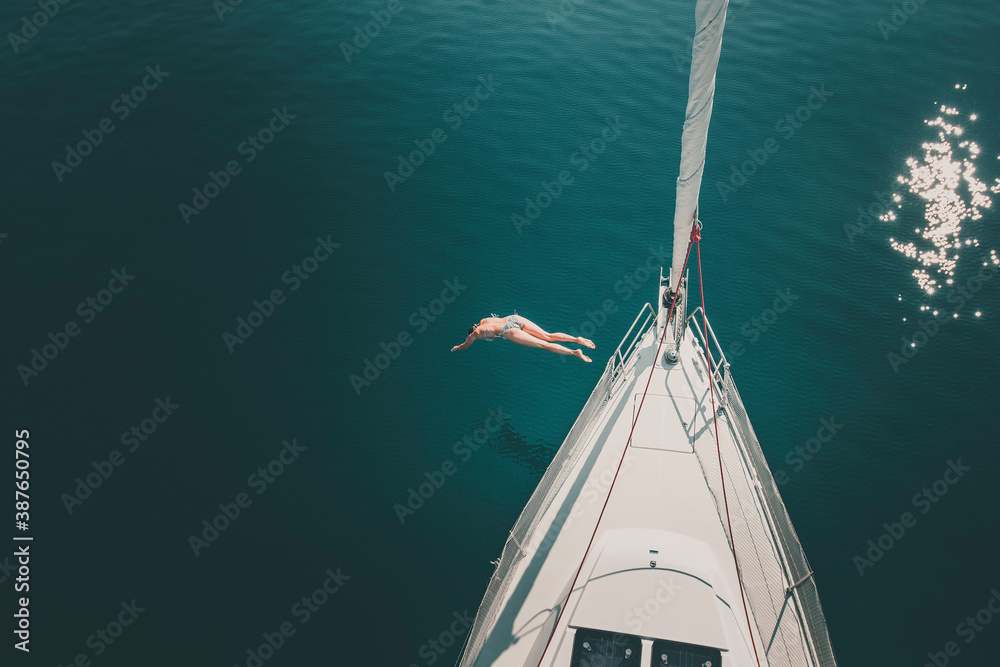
(607, 302, 656, 387)
(684, 307, 838, 667)
(457, 303, 837, 667)
(685, 306, 729, 402)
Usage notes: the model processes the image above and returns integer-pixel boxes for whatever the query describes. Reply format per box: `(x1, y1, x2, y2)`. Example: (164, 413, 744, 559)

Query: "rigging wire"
(695, 232, 763, 667)
(533, 225, 697, 667)
(533, 224, 763, 667)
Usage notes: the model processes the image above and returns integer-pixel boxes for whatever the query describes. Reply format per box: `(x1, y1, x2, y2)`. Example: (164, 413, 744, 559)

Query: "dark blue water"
(3, 0, 999, 665)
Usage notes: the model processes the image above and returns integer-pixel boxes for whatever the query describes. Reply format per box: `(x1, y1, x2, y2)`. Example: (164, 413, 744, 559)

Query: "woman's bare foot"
(577, 337, 596, 349)
(573, 349, 592, 362)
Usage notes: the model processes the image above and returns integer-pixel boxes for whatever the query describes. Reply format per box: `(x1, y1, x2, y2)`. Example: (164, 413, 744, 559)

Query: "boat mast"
(669, 0, 729, 290)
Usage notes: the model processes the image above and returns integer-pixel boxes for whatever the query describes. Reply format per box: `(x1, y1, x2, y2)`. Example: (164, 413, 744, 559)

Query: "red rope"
(695, 237, 763, 667)
(533, 226, 698, 667)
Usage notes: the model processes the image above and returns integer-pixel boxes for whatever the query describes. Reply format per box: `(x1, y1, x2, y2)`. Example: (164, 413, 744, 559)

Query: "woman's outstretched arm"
(451, 334, 476, 352)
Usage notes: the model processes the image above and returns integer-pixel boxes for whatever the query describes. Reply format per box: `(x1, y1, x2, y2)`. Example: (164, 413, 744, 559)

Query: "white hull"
(458, 293, 837, 667)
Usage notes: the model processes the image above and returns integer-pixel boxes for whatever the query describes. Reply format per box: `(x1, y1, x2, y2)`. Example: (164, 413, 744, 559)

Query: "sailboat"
(457, 1, 838, 666)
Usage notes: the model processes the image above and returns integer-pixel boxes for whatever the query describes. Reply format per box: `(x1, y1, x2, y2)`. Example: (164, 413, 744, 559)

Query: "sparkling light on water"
(885, 100, 1000, 295)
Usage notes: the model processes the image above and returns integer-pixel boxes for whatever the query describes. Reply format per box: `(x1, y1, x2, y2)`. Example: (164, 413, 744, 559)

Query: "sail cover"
(669, 0, 729, 288)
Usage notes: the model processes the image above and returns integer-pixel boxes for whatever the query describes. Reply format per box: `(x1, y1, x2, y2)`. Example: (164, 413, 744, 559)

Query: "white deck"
(459, 305, 836, 667)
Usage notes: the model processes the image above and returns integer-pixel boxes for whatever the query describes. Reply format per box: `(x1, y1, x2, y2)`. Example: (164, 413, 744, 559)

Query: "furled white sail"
(669, 0, 729, 288)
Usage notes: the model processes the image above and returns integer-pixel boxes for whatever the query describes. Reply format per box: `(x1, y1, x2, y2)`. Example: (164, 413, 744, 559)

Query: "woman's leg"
(516, 316, 595, 349)
(503, 328, 591, 362)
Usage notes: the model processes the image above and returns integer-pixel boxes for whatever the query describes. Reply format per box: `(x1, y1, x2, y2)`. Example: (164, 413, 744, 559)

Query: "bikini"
(483, 314, 522, 341)
(500, 315, 524, 336)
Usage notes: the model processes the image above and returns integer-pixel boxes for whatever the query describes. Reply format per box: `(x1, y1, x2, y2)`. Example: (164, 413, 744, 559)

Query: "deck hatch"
(570, 628, 641, 666)
(651, 638, 722, 666)
(630, 394, 695, 452)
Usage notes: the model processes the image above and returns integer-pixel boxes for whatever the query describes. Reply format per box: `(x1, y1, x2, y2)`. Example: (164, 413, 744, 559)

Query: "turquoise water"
(3, 0, 999, 664)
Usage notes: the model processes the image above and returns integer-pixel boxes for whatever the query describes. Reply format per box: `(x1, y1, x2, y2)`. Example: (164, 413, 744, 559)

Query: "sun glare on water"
(884, 95, 1000, 296)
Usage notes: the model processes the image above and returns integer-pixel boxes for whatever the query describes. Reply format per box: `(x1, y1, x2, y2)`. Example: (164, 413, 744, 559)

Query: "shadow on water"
(489, 421, 560, 476)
